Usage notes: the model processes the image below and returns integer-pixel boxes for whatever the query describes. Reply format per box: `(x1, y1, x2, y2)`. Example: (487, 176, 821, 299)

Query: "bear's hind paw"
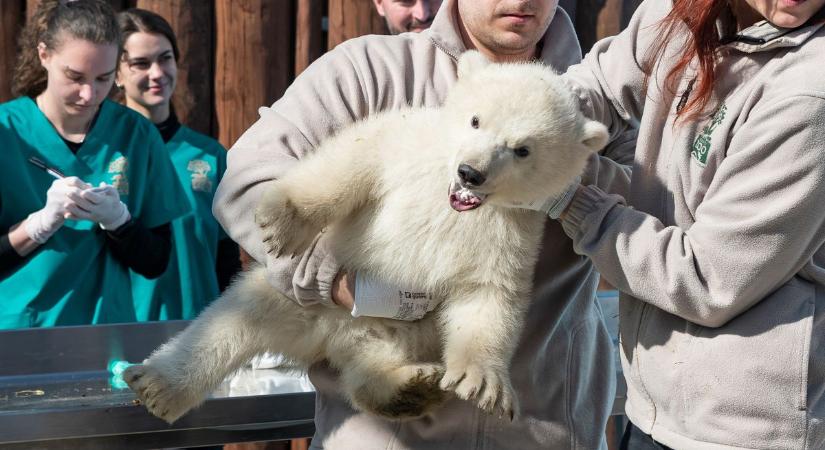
(123, 364, 200, 424)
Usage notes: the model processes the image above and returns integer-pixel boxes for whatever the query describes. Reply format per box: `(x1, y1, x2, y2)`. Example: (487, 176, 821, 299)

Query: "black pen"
(28, 156, 66, 179)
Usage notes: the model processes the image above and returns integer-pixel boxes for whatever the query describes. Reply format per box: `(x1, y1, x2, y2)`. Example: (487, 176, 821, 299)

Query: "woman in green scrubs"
(116, 9, 240, 321)
(0, 0, 188, 329)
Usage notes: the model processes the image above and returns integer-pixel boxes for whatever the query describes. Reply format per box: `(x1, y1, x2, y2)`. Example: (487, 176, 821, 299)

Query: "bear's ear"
(580, 120, 609, 152)
(457, 51, 491, 80)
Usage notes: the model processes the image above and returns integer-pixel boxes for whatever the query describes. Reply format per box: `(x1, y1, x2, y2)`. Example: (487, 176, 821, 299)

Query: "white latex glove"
(351, 272, 436, 321)
(24, 176, 89, 244)
(75, 183, 131, 230)
(505, 176, 581, 219)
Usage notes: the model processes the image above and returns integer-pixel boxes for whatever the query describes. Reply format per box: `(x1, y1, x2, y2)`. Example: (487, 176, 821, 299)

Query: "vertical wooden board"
(27, 0, 128, 19)
(0, 0, 24, 102)
(214, 0, 294, 149)
(596, 0, 622, 42)
(327, 0, 387, 49)
(135, 0, 214, 136)
(295, 0, 325, 75)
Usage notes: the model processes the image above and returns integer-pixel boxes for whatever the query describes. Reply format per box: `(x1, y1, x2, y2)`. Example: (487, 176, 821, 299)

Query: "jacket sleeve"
(562, 0, 669, 141)
(581, 128, 635, 199)
(561, 94, 825, 327)
(213, 44, 371, 307)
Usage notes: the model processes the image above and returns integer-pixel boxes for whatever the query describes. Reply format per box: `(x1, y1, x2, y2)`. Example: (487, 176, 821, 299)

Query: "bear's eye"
(514, 146, 530, 158)
(471, 115, 479, 129)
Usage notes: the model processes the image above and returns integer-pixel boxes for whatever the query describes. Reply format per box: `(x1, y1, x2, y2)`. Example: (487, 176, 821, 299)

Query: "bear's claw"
(440, 363, 516, 420)
(255, 186, 321, 258)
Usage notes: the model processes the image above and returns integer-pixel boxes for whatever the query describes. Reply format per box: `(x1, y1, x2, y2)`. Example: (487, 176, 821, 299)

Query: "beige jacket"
(562, 1, 825, 448)
(214, 2, 632, 448)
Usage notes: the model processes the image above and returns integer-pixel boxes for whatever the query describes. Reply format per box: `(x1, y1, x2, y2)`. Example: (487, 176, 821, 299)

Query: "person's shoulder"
(327, 31, 436, 69)
(104, 99, 151, 124)
(758, 28, 825, 100)
(103, 100, 157, 129)
(0, 97, 36, 125)
(102, 100, 164, 139)
(175, 125, 226, 156)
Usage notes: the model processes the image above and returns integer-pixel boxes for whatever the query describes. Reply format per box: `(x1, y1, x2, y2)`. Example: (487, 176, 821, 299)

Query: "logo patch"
(691, 104, 727, 166)
(107, 155, 129, 195)
(187, 159, 213, 192)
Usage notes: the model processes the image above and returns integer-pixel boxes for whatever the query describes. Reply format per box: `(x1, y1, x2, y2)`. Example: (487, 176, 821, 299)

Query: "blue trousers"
(619, 422, 674, 450)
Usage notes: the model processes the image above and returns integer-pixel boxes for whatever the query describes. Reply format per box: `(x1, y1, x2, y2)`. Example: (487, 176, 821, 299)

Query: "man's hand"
(332, 271, 435, 320)
(332, 271, 355, 311)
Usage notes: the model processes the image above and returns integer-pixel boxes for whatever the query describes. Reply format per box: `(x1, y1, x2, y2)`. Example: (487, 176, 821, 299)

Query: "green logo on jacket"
(691, 104, 727, 166)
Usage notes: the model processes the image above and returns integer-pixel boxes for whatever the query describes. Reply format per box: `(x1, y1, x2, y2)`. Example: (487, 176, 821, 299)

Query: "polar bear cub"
(124, 51, 608, 424)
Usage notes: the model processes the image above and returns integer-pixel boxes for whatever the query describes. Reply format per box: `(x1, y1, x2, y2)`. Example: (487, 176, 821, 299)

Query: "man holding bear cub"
(214, 0, 633, 448)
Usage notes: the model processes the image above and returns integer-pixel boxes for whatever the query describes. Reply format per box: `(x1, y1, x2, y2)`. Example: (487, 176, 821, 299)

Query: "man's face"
(373, 0, 443, 34)
(457, 0, 557, 60)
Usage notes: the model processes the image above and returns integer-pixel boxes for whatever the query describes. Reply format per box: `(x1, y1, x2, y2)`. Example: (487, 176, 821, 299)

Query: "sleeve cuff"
(560, 184, 614, 238)
(265, 232, 341, 308)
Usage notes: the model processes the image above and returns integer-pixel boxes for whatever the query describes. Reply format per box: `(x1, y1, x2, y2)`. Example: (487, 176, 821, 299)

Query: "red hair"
(646, 0, 729, 122)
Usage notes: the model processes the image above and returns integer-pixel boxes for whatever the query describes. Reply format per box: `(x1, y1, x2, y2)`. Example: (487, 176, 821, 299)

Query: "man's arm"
(213, 43, 374, 306)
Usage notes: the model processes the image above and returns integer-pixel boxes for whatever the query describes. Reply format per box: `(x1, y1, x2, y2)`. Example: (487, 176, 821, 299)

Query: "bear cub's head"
(443, 51, 609, 212)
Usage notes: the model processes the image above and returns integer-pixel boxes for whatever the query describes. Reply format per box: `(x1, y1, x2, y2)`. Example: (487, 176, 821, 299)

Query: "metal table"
(0, 321, 316, 449)
(0, 295, 626, 449)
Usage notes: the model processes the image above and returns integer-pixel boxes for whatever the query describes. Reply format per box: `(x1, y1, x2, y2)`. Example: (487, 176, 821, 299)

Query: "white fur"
(124, 52, 608, 424)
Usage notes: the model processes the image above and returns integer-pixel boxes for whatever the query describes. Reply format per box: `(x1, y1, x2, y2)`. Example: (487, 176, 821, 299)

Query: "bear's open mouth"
(448, 181, 487, 212)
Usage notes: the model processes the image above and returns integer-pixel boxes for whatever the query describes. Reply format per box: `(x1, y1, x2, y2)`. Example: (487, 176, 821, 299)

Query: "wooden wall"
(0, 0, 638, 150)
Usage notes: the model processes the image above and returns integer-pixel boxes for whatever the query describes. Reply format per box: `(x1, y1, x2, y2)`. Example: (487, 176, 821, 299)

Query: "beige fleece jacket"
(562, 1, 825, 448)
(213, 1, 633, 449)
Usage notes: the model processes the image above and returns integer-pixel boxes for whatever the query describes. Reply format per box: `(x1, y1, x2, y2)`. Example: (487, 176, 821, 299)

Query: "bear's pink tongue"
(449, 189, 482, 212)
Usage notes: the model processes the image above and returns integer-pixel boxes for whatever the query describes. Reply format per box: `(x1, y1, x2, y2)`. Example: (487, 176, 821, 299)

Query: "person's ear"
(372, 0, 386, 16)
(37, 42, 50, 69)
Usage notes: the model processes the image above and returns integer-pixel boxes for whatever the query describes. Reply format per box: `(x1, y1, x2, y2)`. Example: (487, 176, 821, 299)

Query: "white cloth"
(351, 272, 435, 320)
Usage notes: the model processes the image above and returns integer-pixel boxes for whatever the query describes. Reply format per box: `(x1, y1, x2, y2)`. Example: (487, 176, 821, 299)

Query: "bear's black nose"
(458, 164, 486, 187)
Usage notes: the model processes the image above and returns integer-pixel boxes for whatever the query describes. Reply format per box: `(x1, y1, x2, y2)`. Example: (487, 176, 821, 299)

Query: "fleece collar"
(720, 8, 825, 53)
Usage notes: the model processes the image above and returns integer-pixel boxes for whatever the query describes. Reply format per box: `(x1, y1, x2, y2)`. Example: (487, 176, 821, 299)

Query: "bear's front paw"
(123, 363, 201, 424)
(255, 186, 321, 258)
(440, 363, 516, 420)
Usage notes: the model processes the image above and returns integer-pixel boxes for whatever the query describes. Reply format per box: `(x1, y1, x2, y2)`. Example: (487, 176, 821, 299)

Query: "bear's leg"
(123, 267, 328, 423)
(329, 326, 446, 419)
(255, 146, 377, 258)
(438, 286, 528, 420)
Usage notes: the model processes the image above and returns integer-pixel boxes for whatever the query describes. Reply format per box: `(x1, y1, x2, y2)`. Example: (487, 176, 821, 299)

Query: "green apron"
(0, 97, 189, 329)
(131, 126, 228, 321)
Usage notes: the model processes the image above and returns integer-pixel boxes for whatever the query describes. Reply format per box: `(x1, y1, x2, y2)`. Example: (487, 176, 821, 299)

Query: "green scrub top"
(0, 97, 189, 329)
(131, 126, 228, 321)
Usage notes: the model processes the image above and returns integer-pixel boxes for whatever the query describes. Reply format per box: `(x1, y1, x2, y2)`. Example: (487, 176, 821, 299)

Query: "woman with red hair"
(537, 0, 825, 448)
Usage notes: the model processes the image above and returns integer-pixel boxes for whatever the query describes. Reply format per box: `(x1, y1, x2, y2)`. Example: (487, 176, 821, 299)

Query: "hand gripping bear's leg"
(438, 286, 528, 420)
(255, 144, 378, 258)
(123, 268, 319, 423)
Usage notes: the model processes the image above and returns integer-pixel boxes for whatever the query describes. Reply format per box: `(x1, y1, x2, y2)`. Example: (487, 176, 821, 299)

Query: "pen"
(28, 156, 66, 179)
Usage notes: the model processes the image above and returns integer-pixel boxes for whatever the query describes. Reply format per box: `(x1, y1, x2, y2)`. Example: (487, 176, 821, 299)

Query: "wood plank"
(214, 0, 294, 149)
(135, 0, 214, 135)
(26, 0, 127, 20)
(0, 0, 24, 102)
(295, 0, 325, 75)
(327, 0, 387, 49)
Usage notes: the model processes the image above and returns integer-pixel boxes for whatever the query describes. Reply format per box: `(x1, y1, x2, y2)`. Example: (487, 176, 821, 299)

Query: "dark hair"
(12, 0, 122, 98)
(117, 8, 180, 61)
